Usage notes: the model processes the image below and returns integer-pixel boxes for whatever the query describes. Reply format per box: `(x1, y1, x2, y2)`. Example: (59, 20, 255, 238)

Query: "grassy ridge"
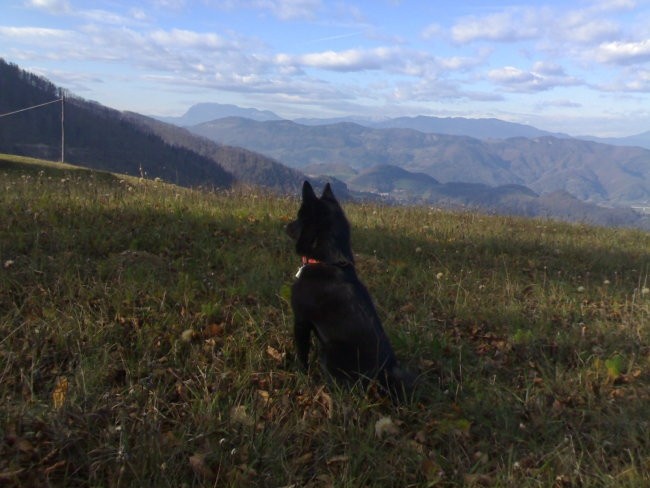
(1, 153, 649, 487)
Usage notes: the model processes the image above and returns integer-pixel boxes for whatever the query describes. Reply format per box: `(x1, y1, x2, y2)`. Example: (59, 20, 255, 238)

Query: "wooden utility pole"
(60, 92, 65, 163)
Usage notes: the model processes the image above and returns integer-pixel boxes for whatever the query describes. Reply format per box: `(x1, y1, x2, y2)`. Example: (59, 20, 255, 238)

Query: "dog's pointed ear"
(302, 181, 317, 203)
(321, 183, 336, 201)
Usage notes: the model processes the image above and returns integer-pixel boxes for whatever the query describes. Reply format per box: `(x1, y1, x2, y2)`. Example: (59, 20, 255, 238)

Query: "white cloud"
(450, 4, 626, 49)
(391, 78, 503, 103)
(560, 16, 620, 44)
(437, 56, 480, 71)
(150, 0, 187, 9)
(79, 9, 144, 26)
(488, 64, 581, 92)
(130, 8, 149, 22)
(26, 0, 151, 26)
(591, 0, 637, 13)
(255, 0, 321, 20)
(213, 0, 321, 21)
(150, 29, 234, 50)
(26, 0, 70, 14)
(600, 68, 650, 92)
(595, 39, 650, 64)
(275, 45, 490, 78)
(30, 67, 104, 92)
(276, 47, 401, 72)
(451, 8, 544, 44)
(490, 66, 535, 84)
(0, 26, 70, 38)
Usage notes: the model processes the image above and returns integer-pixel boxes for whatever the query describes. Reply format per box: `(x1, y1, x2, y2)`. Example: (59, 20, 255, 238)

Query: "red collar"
(296, 256, 321, 278)
(295, 256, 351, 278)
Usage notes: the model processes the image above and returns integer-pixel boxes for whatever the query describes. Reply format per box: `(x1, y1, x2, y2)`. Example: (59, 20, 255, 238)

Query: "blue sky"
(2, 0, 650, 136)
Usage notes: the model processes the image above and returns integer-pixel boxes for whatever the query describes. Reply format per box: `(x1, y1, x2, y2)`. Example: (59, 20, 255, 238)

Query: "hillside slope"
(0, 59, 233, 188)
(124, 112, 307, 193)
(1, 154, 649, 486)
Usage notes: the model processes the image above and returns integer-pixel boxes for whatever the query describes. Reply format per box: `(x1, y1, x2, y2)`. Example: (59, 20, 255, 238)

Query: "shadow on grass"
(1, 176, 649, 486)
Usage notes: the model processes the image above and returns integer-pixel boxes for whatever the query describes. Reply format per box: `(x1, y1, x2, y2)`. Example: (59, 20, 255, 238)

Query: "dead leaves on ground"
(250, 376, 334, 425)
(51, 376, 68, 410)
(1, 420, 68, 485)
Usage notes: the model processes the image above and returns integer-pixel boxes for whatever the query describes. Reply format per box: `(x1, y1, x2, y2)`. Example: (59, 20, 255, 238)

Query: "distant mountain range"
(294, 115, 566, 139)
(334, 164, 643, 229)
(156, 102, 650, 149)
(188, 117, 650, 207)
(158, 103, 283, 126)
(579, 131, 650, 150)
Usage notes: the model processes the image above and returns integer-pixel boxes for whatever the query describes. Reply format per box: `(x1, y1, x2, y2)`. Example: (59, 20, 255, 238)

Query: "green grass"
(1, 153, 649, 487)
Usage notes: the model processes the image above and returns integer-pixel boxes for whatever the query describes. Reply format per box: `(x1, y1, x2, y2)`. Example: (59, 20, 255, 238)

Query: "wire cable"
(0, 98, 62, 118)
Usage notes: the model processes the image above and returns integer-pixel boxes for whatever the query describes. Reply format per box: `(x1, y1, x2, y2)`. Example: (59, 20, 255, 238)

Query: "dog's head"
(286, 181, 354, 265)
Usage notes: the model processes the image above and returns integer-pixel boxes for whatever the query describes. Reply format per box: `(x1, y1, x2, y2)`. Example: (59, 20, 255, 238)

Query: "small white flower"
(375, 416, 399, 439)
(3, 260, 14, 269)
(180, 328, 195, 342)
(577, 286, 585, 293)
(603, 280, 610, 285)
(436, 272, 444, 280)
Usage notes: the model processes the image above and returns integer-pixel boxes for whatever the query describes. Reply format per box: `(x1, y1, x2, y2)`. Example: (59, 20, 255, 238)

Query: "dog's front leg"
(294, 318, 312, 371)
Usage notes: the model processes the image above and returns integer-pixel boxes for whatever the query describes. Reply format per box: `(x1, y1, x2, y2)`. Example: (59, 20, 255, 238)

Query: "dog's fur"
(286, 181, 413, 399)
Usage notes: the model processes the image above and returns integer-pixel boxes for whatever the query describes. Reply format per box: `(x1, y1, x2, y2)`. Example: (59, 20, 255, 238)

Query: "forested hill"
(0, 59, 233, 188)
(122, 111, 308, 194)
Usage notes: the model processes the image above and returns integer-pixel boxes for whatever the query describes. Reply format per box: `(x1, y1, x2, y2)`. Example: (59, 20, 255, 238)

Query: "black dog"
(286, 181, 413, 399)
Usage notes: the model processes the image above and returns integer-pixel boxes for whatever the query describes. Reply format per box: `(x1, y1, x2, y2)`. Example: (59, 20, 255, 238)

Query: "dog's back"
(291, 261, 396, 379)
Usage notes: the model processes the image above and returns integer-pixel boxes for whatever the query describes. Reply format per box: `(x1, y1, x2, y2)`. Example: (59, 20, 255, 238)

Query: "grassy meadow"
(1, 153, 649, 487)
